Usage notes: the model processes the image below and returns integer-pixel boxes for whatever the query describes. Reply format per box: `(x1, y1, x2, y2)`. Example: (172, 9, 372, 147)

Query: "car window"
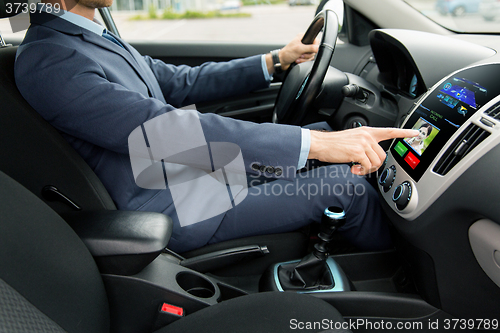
(1, 1, 318, 43)
(110, 0, 318, 43)
(404, 0, 500, 33)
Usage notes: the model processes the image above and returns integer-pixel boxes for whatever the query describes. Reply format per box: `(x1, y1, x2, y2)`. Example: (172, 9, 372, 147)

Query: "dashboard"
(364, 29, 500, 220)
(348, 28, 500, 320)
(379, 63, 500, 219)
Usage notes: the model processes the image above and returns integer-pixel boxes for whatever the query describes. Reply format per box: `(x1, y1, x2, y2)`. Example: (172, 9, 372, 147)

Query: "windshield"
(405, 0, 500, 33)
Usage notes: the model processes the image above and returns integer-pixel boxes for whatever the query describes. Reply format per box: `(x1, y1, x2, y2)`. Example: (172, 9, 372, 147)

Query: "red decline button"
(161, 303, 184, 316)
(404, 152, 420, 169)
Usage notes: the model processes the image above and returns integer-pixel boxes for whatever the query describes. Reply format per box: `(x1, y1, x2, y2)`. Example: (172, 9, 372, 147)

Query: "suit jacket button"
(259, 165, 267, 172)
(266, 166, 275, 174)
(251, 163, 260, 171)
(275, 168, 283, 176)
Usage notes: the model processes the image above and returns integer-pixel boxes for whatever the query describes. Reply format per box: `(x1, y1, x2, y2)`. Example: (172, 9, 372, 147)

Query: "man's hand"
(266, 34, 319, 74)
(308, 127, 420, 175)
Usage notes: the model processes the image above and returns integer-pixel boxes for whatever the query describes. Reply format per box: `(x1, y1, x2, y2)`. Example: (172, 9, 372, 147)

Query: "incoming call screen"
(391, 64, 500, 182)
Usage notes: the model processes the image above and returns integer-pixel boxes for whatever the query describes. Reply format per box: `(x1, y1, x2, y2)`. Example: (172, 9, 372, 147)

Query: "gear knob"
(320, 206, 346, 237)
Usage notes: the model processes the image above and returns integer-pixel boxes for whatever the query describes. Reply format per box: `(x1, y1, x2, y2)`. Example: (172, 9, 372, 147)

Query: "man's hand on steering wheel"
(265, 34, 319, 75)
(272, 10, 339, 125)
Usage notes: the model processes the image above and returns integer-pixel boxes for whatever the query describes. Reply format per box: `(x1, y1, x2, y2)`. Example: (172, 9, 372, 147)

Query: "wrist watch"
(271, 49, 283, 74)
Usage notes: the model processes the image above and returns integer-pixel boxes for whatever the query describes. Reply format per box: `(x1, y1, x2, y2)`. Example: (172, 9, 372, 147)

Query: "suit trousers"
(209, 164, 390, 251)
(209, 122, 391, 251)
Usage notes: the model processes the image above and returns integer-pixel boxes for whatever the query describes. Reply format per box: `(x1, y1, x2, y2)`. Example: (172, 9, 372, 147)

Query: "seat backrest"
(0, 45, 116, 214)
(0, 170, 110, 332)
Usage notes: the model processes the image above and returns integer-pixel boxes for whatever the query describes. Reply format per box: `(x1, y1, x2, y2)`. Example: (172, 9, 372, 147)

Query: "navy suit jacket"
(15, 12, 302, 252)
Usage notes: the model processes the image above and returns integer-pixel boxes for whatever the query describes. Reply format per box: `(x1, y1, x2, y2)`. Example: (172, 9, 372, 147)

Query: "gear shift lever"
(277, 206, 346, 290)
(314, 206, 346, 260)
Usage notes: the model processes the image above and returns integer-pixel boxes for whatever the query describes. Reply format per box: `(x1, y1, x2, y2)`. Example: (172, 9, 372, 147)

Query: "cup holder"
(176, 272, 216, 298)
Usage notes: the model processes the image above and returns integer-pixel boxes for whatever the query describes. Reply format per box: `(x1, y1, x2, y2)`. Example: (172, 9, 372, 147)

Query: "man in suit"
(15, 0, 418, 253)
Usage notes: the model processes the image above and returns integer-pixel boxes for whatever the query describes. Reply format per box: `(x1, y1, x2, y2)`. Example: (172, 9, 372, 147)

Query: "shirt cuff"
(261, 54, 272, 82)
(297, 128, 311, 169)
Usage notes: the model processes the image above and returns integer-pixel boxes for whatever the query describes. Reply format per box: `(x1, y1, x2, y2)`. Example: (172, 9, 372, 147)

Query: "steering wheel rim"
(272, 9, 339, 125)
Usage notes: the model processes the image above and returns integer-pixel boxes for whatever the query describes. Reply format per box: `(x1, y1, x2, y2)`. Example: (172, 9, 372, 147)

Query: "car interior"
(1, 0, 500, 332)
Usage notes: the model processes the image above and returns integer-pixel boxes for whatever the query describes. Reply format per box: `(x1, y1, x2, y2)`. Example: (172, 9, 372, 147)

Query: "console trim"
(273, 257, 349, 293)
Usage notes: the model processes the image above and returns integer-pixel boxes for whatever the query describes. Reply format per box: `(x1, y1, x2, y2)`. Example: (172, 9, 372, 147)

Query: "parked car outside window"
(435, 0, 481, 16)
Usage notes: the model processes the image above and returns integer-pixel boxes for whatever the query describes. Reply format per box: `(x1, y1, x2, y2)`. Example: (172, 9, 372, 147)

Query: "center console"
(102, 253, 249, 332)
(67, 207, 445, 333)
(378, 63, 500, 219)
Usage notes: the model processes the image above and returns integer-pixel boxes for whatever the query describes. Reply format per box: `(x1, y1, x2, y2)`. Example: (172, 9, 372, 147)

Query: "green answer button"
(395, 141, 408, 157)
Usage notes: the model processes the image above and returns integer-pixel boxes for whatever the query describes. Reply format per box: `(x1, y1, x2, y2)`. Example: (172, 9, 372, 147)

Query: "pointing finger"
(368, 128, 420, 143)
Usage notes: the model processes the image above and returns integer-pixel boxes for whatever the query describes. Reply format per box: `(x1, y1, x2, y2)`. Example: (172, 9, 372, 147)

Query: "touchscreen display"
(437, 77, 487, 111)
(404, 118, 440, 156)
(391, 64, 500, 182)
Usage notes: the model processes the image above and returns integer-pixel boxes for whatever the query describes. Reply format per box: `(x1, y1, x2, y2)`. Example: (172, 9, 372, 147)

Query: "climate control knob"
(392, 181, 412, 210)
(378, 165, 396, 193)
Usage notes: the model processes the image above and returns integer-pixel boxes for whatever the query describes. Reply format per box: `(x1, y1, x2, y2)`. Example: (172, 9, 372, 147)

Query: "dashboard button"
(378, 165, 396, 193)
(404, 152, 420, 169)
(480, 117, 495, 128)
(392, 181, 412, 210)
(394, 141, 408, 157)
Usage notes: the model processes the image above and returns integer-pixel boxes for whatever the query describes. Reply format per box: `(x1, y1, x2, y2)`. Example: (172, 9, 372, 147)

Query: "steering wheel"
(272, 9, 339, 125)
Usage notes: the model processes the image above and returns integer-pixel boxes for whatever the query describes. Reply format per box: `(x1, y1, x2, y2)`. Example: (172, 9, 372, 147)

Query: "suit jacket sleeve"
(142, 55, 269, 108)
(15, 42, 302, 179)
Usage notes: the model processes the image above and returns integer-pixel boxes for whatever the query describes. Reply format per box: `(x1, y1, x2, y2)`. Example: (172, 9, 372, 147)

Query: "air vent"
(484, 101, 500, 120)
(433, 124, 490, 176)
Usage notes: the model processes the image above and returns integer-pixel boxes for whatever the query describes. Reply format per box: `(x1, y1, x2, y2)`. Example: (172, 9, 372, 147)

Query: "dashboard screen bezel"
(391, 64, 500, 182)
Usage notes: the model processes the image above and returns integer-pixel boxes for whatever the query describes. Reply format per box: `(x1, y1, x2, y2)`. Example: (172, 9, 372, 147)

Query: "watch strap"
(271, 49, 283, 74)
